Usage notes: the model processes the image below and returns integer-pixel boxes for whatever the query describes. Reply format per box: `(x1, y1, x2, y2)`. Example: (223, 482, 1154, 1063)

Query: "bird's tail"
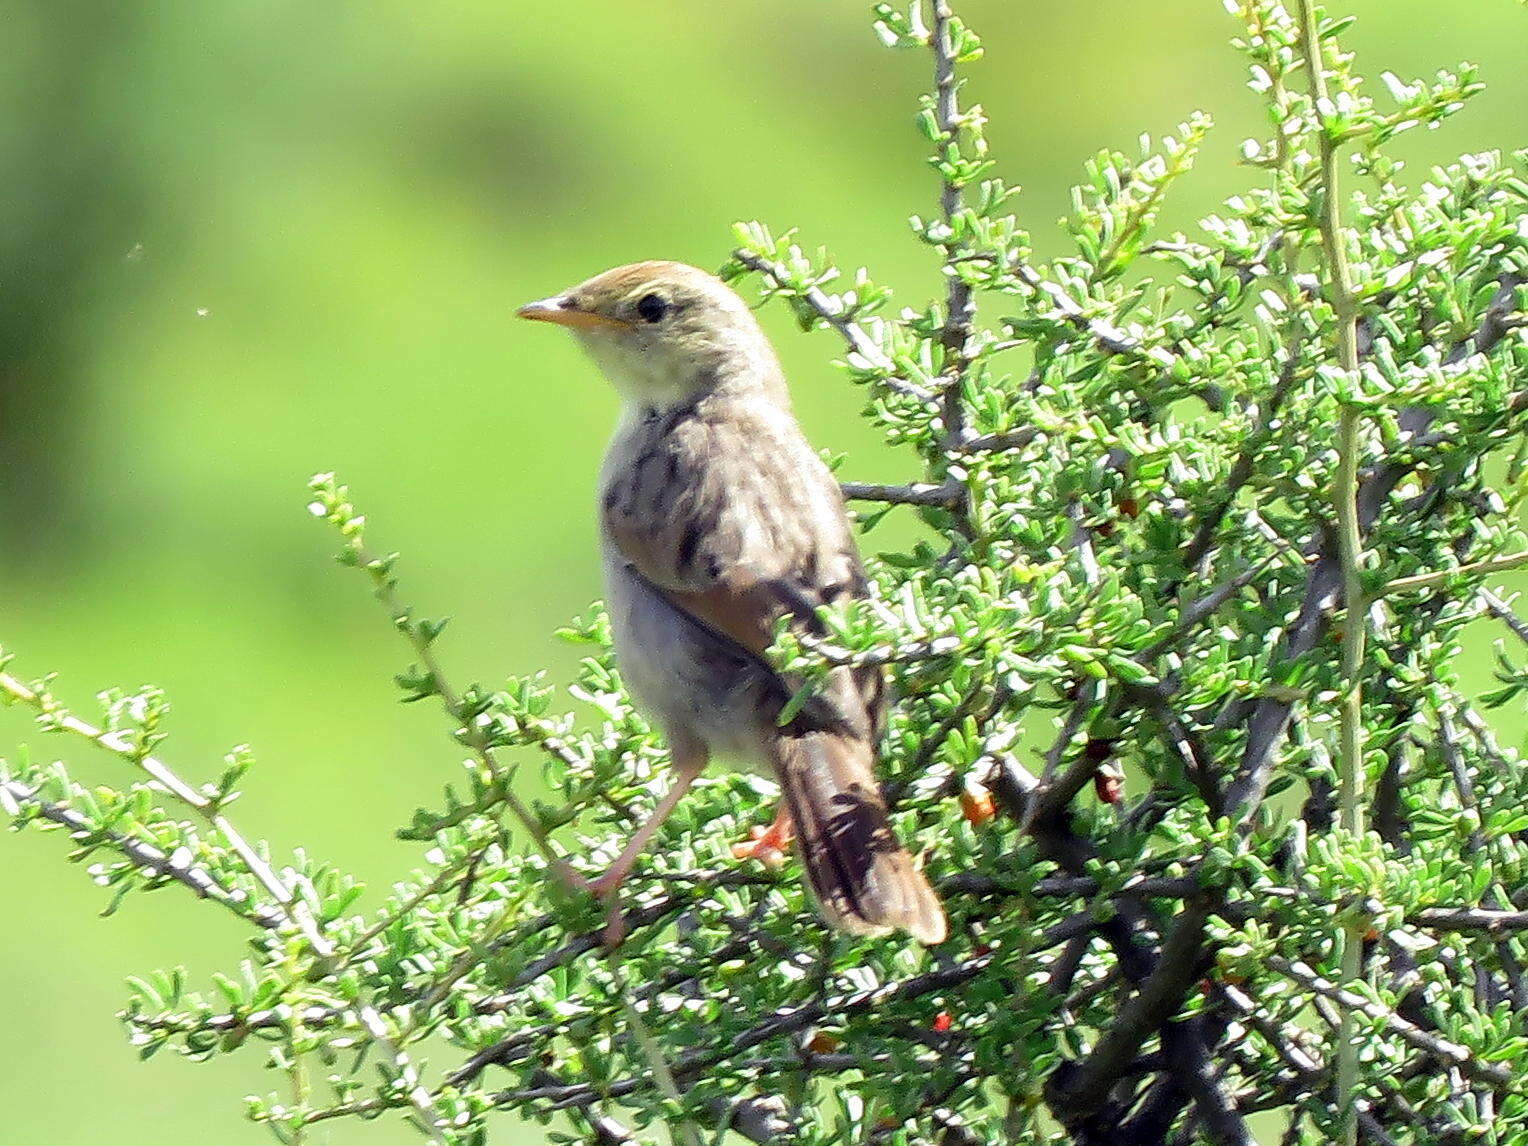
(771, 730, 946, 944)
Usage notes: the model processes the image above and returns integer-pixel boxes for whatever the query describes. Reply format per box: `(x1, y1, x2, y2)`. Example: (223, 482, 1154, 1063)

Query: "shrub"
(2, 2, 1525, 1142)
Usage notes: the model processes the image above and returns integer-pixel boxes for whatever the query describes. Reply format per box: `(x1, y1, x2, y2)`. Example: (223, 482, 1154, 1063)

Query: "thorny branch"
(728, 247, 937, 404)
(0, 776, 283, 929)
(0, 672, 453, 1145)
(930, 0, 978, 449)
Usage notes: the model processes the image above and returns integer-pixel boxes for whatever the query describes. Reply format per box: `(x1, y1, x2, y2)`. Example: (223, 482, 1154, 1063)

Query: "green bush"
(3, 2, 1525, 1142)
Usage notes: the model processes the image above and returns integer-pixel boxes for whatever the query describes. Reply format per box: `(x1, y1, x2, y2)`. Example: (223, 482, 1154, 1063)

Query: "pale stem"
(1295, 2, 1366, 1143)
(1380, 549, 1528, 596)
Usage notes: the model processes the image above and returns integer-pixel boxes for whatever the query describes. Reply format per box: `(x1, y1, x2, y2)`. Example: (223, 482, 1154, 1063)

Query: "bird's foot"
(586, 870, 626, 901)
(730, 810, 794, 869)
(549, 855, 628, 902)
(552, 865, 629, 946)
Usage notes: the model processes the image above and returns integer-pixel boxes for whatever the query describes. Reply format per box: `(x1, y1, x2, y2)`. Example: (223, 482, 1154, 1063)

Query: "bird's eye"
(635, 293, 669, 323)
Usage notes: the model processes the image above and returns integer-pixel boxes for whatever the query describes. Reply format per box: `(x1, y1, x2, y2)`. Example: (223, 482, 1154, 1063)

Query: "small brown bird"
(519, 261, 946, 944)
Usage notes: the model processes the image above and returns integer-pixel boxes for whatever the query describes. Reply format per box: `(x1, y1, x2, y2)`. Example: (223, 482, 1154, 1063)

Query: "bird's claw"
(551, 863, 628, 946)
(731, 823, 791, 870)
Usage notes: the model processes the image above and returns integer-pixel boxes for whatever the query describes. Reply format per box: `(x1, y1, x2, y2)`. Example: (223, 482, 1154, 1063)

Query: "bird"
(518, 260, 946, 944)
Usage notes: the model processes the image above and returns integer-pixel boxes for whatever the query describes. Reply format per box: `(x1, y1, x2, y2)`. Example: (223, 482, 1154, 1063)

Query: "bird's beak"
(516, 296, 628, 330)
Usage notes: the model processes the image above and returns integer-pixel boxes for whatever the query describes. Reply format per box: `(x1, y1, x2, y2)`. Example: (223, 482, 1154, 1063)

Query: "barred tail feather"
(771, 731, 946, 944)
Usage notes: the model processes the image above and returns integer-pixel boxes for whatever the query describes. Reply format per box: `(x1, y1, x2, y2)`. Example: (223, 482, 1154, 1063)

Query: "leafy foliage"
(3, 1, 1527, 1143)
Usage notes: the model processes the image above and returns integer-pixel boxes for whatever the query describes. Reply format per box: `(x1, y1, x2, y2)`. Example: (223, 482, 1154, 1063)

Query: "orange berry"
(960, 786, 996, 826)
(805, 1031, 841, 1055)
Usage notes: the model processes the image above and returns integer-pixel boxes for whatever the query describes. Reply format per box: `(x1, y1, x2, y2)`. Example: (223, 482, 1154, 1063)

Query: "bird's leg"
(731, 804, 794, 868)
(587, 748, 708, 903)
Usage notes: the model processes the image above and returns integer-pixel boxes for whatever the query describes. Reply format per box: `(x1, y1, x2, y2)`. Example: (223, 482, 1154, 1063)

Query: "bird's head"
(518, 261, 782, 408)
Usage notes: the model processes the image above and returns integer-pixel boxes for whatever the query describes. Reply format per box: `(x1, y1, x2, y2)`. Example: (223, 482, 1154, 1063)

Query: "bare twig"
(841, 479, 962, 507)
(1044, 899, 1213, 1121)
(1019, 687, 1100, 831)
(1128, 680, 1224, 815)
(1380, 549, 1528, 596)
(1481, 589, 1528, 648)
(1411, 905, 1528, 933)
(1147, 1018, 1255, 1146)
(961, 427, 1038, 453)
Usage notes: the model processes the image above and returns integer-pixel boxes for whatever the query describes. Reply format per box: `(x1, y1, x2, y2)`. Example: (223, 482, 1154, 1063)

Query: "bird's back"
(598, 386, 883, 755)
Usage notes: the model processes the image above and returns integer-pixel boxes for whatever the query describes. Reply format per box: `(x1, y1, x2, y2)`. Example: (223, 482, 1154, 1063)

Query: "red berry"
(960, 787, 996, 826)
(1094, 771, 1124, 804)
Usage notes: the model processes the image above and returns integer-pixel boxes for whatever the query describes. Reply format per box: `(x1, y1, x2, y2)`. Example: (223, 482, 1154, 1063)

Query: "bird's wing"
(602, 401, 868, 670)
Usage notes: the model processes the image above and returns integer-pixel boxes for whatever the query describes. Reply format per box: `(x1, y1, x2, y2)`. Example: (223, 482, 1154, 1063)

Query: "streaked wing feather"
(602, 401, 867, 677)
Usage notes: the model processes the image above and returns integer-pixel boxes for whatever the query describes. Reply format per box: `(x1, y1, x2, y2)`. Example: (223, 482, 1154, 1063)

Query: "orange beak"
(516, 296, 628, 330)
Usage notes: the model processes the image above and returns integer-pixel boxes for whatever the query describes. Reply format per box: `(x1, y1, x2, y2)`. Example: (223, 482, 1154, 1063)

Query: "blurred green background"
(1, 1, 1522, 1142)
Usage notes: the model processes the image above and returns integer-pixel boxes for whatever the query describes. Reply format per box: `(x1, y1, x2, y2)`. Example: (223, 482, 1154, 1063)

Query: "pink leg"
(588, 749, 708, 901)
